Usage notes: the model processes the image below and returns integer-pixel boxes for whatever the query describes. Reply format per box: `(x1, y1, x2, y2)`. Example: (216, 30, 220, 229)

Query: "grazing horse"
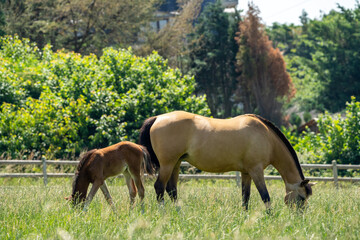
(139, 111, 315, 210)
(66, 141, 153, 211)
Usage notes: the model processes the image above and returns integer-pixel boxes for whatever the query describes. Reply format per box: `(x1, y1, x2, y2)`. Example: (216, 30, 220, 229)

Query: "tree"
(1, 0, 159, 54)
(267, 3, 360, 113)
(137, 0, 203, 70)
(188, 1, 239, 117)
(236, 4, 294, 125)
(0, 0, 5, 36)
(307, 3, 360, 112)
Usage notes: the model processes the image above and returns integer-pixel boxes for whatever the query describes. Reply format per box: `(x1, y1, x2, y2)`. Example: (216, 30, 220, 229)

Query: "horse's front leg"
(241, 172, 252, 210)
(249, 169, 271, 210)
(100, 182, 116, 212)
(83, 180, 102, 212)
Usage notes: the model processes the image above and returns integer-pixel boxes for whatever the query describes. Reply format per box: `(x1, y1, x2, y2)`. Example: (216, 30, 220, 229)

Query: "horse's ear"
(308, 182, 317, 187)
(300, 179, 310, 187)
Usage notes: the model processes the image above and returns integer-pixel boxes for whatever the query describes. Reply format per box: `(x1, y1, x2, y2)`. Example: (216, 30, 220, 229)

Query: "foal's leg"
(131, 174, 145, 202)
(249, 170, 271, 210)
(123, 170, 137, 206)
(131, 171, 145, 213)
(83, 180, 102, 212)
(100, 182, 117, 212)
(241, 172, 252, 210)
(165, 161, 181, 202)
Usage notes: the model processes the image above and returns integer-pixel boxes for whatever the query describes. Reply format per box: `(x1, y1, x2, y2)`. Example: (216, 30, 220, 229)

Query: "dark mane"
(76, 149, 97, 173)
(248, 114, 305, 180)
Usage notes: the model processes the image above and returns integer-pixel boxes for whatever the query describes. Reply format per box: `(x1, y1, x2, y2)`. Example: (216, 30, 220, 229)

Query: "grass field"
(1, 178, 359, 239)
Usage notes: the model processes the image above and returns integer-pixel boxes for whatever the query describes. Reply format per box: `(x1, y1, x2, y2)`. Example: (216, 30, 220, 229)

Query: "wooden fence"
(0, 159, 360, 187)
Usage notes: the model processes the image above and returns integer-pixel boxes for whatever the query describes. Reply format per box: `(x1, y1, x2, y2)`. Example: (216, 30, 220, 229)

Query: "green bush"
(289, 96, 360, 168)
(289, 113, 302, 127)
(303, 111, 312, 123)
(0, 36, 210, 159)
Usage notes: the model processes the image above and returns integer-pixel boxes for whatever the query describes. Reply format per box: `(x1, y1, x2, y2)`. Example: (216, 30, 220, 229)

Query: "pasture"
(1, 178, 359, 239)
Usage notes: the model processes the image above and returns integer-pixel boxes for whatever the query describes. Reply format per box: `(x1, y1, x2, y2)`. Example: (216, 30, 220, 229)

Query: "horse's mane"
(248, 114, 305, 180)
(76, 149, 97, 173)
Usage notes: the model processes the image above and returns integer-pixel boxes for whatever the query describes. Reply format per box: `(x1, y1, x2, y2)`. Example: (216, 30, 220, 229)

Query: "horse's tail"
(139, 116, 159, 172)
(139, 145, 154, 175)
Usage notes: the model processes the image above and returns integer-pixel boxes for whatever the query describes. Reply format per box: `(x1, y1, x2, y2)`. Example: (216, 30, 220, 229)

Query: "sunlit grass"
(1, 178, 359, 239)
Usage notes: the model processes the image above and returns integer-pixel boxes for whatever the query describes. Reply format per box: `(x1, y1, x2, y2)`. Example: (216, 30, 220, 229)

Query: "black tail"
(139, 145, 154, 175)
(139, 116, 159, 172)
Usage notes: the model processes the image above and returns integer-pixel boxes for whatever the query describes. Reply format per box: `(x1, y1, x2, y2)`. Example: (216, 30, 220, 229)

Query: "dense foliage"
(268, 3, 360, 113)
(236, 4, 294, 125)
(285, 97, 360, 168)
(0, 36, 209, 159)
(188, 1, 239, 118)
(0, 0, 159, 54)
(1, 1, 360, 167)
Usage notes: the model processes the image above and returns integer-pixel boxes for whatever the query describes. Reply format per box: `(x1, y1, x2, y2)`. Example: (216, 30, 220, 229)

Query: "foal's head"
(285, 179, 316, 208)
(69, 172, 90, 206)
(66, 149, 96, 206)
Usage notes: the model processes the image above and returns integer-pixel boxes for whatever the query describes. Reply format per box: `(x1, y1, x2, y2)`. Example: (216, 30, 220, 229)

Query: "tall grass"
(1, 178, 359, 239)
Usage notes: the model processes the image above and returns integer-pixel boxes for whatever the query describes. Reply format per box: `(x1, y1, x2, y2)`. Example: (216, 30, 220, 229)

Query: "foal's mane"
(248, 114, 305, 180)
(76, 149, 97, 173)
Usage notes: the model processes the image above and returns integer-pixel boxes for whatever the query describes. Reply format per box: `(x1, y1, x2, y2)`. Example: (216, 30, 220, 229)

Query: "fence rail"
(1, 160, 360, 187)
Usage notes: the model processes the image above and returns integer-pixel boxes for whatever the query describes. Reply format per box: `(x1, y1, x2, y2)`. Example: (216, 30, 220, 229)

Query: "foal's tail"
(139, 145, 154, 175)
(139, 116, 159, 173)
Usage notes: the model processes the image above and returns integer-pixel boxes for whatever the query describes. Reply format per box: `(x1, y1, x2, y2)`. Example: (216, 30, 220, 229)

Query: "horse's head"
(69, 172, 90, 207)
(285, 179, 316, 208)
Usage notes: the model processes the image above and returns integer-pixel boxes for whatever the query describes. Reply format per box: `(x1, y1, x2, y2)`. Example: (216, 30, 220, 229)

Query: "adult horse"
(66, 141, 153, 211)
(139, 111, 315, 209)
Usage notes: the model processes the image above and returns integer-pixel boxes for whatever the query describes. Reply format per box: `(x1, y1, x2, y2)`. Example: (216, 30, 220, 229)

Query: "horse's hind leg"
(100, 182, 116, 212)
(249, 170, 271, 210)
(124, 170, 137, 205)
(154, 165, 174, 203)
(166, 161, 181, 202)
(241, 172, 252, 210)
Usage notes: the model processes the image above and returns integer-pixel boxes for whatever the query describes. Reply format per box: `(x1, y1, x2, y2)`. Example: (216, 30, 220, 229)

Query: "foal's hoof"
(158, 199, 165, 207)
(265, 208, 272, 216)
(140, 203, 145, 214)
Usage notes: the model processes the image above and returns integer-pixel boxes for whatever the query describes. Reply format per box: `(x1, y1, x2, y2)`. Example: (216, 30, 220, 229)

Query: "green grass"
(1, 178, 359, 239)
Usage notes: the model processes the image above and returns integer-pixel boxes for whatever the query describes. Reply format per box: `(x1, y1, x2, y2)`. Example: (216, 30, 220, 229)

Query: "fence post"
(42, 157, 48, 186)
(235, 171, 240, 187)
(332, 160, 338, 189)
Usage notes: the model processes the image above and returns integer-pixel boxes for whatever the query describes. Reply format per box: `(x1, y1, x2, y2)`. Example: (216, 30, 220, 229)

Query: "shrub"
(290, 96, 360, 168)
(0, 36, 210, 159)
